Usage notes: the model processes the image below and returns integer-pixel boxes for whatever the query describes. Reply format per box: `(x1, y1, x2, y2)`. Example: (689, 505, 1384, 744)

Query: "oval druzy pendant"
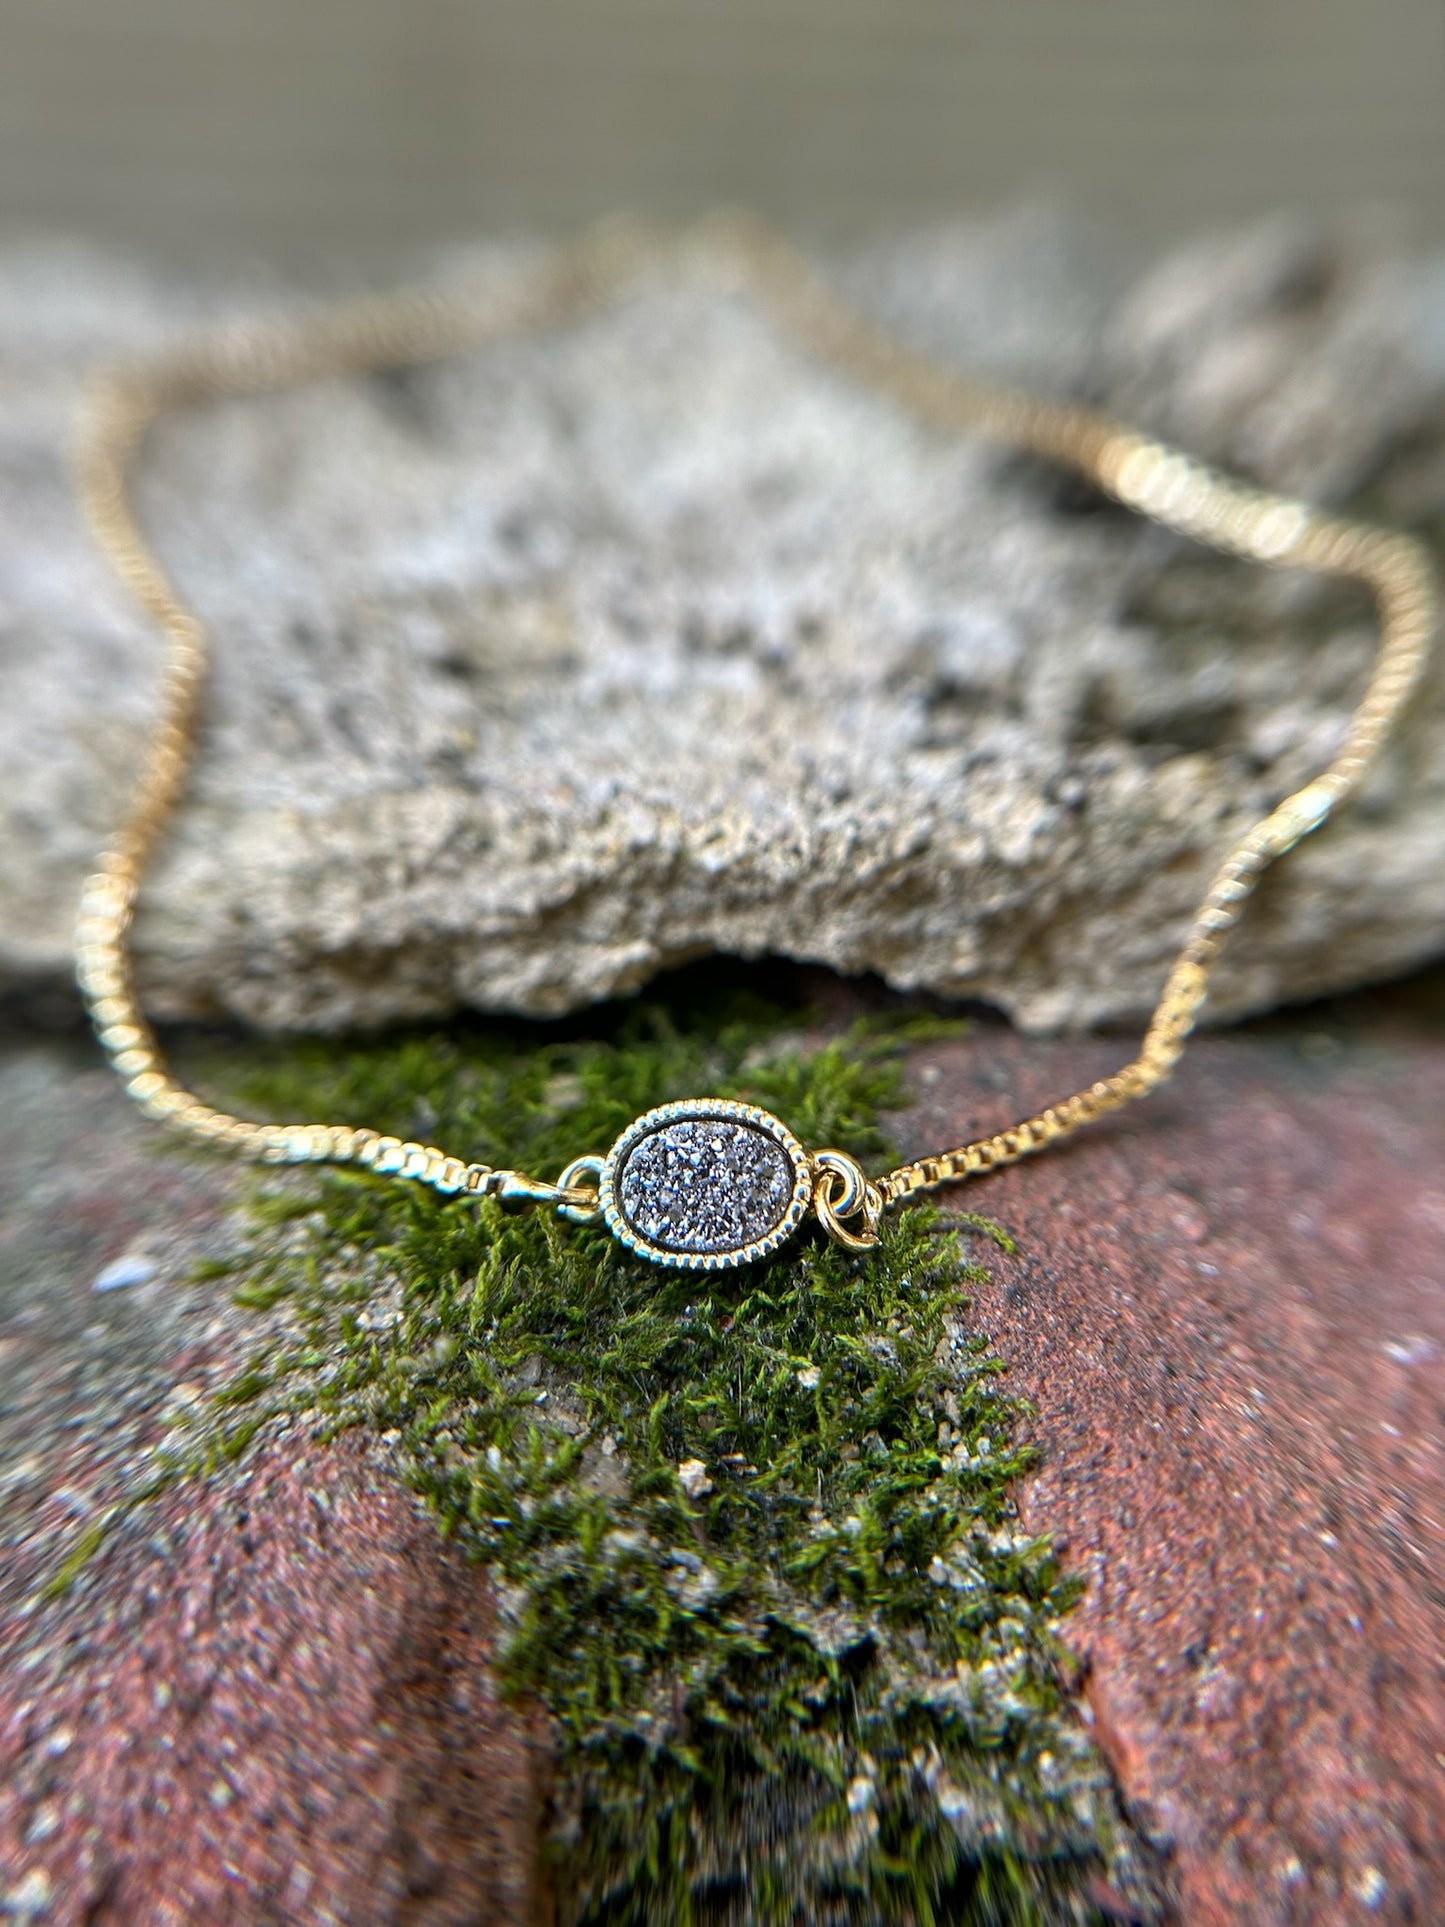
(599, 1099, 812, 1269)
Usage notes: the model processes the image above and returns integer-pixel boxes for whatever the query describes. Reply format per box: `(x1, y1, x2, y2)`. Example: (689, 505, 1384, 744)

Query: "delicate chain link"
(73, 215, 1438, 1214)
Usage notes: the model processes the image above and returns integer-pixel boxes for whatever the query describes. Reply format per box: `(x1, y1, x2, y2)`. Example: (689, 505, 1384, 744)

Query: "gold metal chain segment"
(73, 215, 1438, 1225)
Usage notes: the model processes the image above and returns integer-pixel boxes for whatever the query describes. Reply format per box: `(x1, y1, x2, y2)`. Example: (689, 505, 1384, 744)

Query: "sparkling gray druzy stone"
(617, 1118, 794, 1257)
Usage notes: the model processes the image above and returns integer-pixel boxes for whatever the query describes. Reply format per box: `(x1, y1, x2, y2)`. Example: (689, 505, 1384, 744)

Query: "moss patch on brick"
(182, 973, 1164, 1925)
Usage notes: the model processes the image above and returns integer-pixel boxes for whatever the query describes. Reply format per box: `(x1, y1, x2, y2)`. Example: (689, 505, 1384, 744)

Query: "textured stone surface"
(889, 980, 1445, 1925)
(2, 213, 1444, 1035)
(617, 1114, 795, 1256)
(0, 1035, 549, 1927)
(0, 1031, 251, 1624)
(0, 1438, 548, 1927)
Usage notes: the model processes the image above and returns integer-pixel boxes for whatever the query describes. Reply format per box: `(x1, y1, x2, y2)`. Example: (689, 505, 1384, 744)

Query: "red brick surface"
(894, 1001, 1445, 1925)
(0, 1435, 549, 1927)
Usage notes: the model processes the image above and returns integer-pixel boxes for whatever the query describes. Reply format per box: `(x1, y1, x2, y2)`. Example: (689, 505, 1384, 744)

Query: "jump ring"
(555, 1154, 605, 1223)
(812, 1149, 864, 1217)
(812, 1149, 883, 1251)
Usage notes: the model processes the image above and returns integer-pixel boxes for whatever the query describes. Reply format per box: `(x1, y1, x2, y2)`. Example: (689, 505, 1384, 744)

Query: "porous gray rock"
(2, 211, 1443, 1034)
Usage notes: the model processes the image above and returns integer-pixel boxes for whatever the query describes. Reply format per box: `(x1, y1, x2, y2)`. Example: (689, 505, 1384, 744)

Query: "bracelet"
(72, 216, 1437, 1270)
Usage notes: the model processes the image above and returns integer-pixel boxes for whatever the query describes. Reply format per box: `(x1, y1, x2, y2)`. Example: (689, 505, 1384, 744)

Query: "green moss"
(40, 1516, 115, 1602)
(178, 973, 1162, 1925)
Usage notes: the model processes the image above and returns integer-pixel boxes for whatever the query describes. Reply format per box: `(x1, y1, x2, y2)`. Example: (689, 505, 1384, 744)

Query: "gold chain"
(73, 214, 1438, 1230)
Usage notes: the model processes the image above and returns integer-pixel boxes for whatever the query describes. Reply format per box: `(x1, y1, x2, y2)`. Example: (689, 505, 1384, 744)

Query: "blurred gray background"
(2, 0, 1443, 261)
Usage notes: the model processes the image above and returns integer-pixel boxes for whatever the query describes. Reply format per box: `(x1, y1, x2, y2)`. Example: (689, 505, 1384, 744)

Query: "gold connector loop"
(812, 1149, 884, 1252)
(555, 1155, 605, 1224)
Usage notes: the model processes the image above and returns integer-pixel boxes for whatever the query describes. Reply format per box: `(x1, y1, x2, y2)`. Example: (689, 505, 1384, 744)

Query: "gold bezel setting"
(599, 1098, 812, 1270)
